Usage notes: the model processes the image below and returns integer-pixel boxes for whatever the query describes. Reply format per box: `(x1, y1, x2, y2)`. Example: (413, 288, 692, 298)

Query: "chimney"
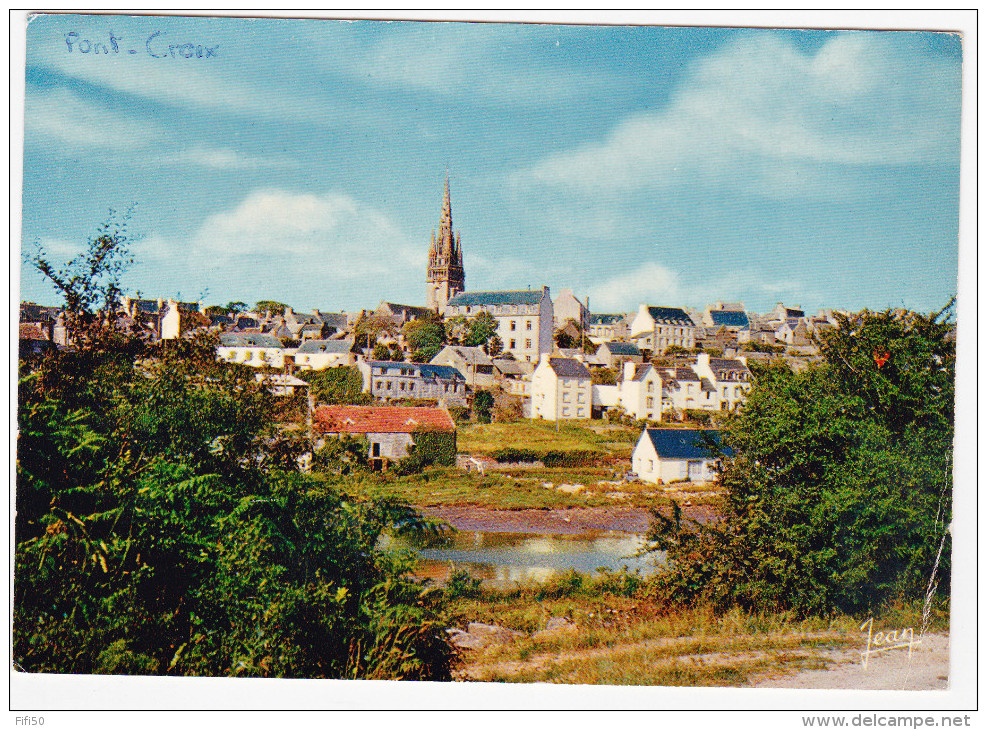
(623, 360, 635, 382)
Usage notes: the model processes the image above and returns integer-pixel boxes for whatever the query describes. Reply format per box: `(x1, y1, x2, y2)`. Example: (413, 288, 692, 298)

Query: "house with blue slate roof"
(356, 360, 468, 406)
(444, 286, 554, 363)
(629, 304, 697, 354)
(631, 428, 731, 484)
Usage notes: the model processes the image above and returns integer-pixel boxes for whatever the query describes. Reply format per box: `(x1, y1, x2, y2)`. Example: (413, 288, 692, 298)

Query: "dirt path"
(421, 504, 719, 535)
(753, 632, 949, 690)
(457, 630, 949, 689)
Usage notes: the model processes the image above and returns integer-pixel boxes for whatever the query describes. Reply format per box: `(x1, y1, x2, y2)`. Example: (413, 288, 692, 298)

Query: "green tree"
(15, 223, 453, 679)
(647, 303, 955, 616)
(404, 317, 446, 363)
(255, 300, 290, 316)
(473, 390, 495, 424)
(463, 311, 497, 347)
(372, 343, 391, 361)
(297, 366, 369, 406)
(486, 334, 503, 357)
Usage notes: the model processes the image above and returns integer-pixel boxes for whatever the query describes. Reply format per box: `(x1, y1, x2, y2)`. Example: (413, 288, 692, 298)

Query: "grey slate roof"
(493, 359, 530, 376)
(631, 363, 655, 382)
(369, 361, 465, 382)
(643, 428, 732, 459)
(316, 311, 349, 330)
(588, 313, 626, 325)
(603, 341, 641, 356)
(709, 310, 750, 328)
(219, 333, 283, 348)
(446, 346, 494, 367)
(296, 339, 354, 354)
(647, 306, 694, 325)
(548, 357, 591, 379)
(446, 290, 544, 307)
(379, 302, 433, 319)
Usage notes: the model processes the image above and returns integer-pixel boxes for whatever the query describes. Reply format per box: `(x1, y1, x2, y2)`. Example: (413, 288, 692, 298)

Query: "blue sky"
(18, 13, 964, 316)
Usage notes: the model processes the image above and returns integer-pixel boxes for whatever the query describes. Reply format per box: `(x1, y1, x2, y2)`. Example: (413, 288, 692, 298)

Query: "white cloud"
(25, 87, 164, 150)
(151, 146, 299, 170)
(586, 261, 807, 313)
(588, 262, 683, 311)
(515, 32, 961, 200)
(195, 188, 418, 278)
(359, 24, 610, 105)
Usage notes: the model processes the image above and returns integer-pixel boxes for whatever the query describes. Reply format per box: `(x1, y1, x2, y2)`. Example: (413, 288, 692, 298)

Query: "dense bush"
(15, 219, 454, 679)
(490, 448, 601, 467)
(297, 366, 369, 406)
(647, 304, 955, 616)
(394, 428, 457, 474)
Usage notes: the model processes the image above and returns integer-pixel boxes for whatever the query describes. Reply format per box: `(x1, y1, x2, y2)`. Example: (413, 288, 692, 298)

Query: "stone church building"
(425, 178, 466, 311)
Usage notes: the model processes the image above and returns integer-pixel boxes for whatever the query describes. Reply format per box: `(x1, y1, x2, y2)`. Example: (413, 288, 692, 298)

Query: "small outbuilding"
(631, 428, 730, 484)
(313, 405, 457, 469)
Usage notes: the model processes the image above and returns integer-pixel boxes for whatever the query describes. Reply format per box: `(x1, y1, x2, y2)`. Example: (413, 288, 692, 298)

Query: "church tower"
(426, 177, 466, 311)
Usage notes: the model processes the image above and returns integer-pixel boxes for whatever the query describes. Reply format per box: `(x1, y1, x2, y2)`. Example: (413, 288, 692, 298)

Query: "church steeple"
(426, 176, 466, 311)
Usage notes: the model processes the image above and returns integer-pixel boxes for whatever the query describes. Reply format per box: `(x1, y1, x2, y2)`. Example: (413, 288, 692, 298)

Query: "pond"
(380, 530, 664, 587)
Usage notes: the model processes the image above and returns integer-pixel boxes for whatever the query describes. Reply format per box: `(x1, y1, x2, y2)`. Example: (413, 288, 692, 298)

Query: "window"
(562, 391, 571, 402)
(510, 320, 516, 331)
(646, 397, 653, 408)
(525, 338, 532, 349)
(372, 443, 380, 457)
(577, 391, 585, 403)
(576, 408, 585, 417)
(562, 407, 570, 417)
(526, 320, 532, 330)
(509, 339, 516, 349)
(647, 381, 654, 392)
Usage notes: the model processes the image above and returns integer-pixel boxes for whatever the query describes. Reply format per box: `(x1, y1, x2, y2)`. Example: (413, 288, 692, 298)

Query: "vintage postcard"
(11, 9, 975, 721)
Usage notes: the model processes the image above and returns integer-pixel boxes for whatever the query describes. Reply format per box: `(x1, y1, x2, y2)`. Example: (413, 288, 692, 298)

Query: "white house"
(217, 333, 290, 368)
(592, 361, 663, 422)
(693, 353, 754, 412)
(631, 428, 730, 484)
(629, 304, 696, 354)
(293, 339, 356, 370)
(531, 355, 592, 420)
(444, 287, 554, 363)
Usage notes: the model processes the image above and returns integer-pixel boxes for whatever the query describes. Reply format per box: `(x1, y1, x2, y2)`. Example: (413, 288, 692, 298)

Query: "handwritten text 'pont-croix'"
(64, 31, 218, 59)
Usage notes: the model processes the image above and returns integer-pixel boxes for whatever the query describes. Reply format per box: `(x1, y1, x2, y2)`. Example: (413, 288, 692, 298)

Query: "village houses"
(629, 304, 697, 354)
(530, 356, 593, 421)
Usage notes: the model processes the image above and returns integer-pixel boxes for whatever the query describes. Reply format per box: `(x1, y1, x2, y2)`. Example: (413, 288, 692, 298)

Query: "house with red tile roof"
(313, 405, 456, 466)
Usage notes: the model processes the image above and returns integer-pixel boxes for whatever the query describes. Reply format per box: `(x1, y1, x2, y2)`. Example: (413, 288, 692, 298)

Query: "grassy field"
(457, 420, 639, 460)
(445, 572, 949, 686)
(368, 419, 725, 511)
(377, 465, 723, 510)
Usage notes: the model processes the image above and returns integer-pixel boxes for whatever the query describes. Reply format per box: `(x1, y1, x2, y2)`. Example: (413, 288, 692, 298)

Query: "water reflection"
(380, 530, 663, 586)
